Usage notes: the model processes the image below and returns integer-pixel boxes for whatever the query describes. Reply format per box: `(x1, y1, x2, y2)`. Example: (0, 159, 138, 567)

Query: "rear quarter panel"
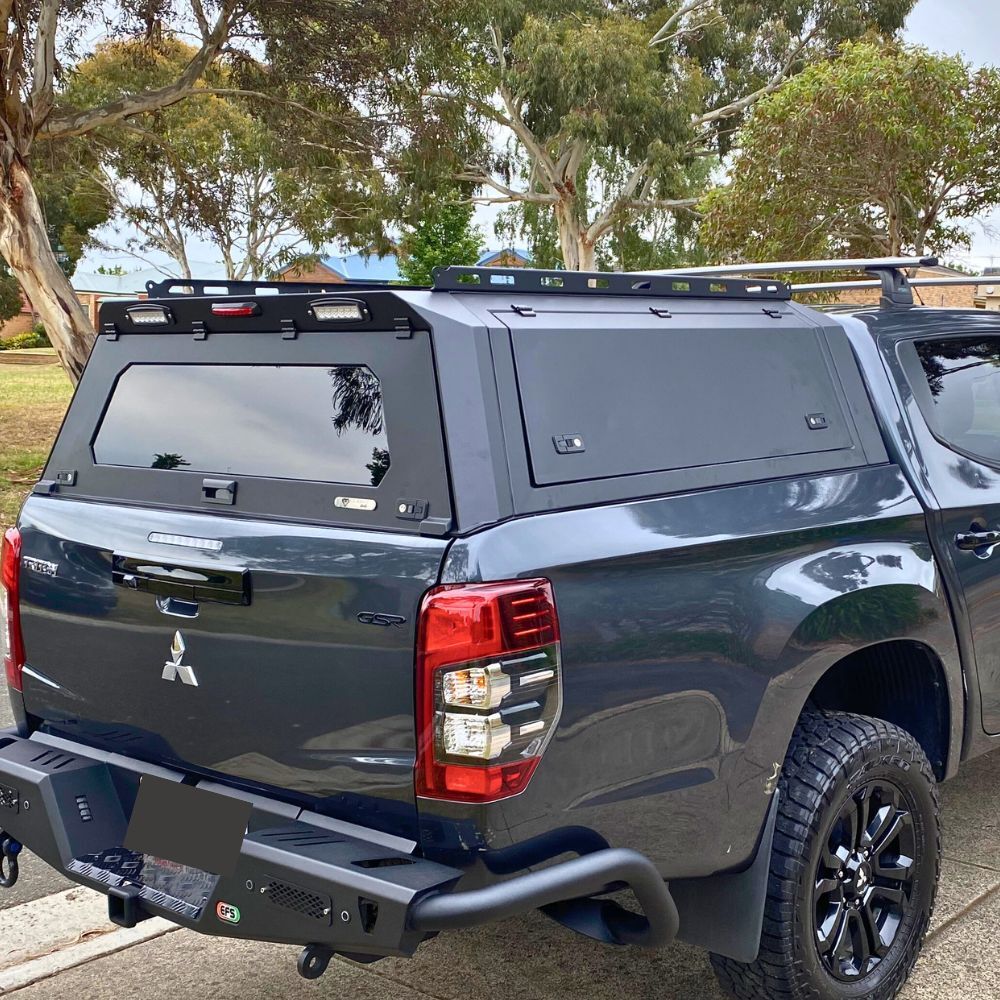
(433, 465, 962, 878)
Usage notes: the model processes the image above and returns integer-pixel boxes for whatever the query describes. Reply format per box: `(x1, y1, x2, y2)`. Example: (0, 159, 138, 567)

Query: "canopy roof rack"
(429, 265, 789, 299)
(146, 267, 791, 302)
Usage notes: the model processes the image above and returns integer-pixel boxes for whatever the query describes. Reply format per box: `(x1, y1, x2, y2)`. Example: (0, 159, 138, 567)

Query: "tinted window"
(913, 338, 1000, 465)
(93, 365, 391, 486)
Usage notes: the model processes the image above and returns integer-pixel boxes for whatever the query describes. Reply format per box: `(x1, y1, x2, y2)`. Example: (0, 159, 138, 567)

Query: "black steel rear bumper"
(0, 730, 678, 959)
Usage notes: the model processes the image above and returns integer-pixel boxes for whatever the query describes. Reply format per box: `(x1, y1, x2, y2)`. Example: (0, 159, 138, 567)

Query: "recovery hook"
(297, 943, 335, 980)
(0, 833, 21, 888)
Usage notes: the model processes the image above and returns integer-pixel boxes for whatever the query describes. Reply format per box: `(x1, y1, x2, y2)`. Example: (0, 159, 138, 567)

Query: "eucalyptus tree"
(441, 0, 915, 270)
(0, 0, 442, 381)
(702, 41, 1000, 261)
(77, 40, 377, 282)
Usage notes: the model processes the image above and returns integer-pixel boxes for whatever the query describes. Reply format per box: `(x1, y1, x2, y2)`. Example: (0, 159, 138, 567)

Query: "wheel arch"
(807, 638, 953, 780)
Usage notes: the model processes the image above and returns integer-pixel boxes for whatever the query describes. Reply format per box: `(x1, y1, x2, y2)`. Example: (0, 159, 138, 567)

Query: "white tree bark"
(0, 1, 235, 381)
(0, 158, 93, 380)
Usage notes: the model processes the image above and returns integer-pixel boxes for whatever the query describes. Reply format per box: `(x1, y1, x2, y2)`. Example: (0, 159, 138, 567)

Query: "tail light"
(416, 579, 562, 803)
(1, 528, 24, 692)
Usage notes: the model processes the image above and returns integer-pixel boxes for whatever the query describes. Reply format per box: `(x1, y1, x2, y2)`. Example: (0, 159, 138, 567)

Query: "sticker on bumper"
(216, 901, 241, 924)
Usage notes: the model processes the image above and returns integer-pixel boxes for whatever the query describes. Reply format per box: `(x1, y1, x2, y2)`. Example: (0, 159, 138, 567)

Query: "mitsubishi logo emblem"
(162, 631, 199, 686)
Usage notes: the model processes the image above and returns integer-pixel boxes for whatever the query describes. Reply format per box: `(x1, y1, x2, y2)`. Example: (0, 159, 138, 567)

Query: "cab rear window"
(93, 364, 391, 486)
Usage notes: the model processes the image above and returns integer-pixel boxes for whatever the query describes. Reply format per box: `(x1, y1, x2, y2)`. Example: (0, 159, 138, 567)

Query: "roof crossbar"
(640, 256, 938, 277)
(793, 276, 990, 293)
(639, 256, 941, 308)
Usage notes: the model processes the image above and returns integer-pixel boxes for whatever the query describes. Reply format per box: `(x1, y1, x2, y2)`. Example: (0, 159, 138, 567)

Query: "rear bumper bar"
(0, 730, 678, 958)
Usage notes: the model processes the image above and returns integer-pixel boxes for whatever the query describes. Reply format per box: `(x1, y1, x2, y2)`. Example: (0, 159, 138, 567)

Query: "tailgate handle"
(112, 554, 251, 606)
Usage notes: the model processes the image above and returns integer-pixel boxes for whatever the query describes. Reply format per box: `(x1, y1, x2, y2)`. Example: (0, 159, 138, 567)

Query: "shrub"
(0, 324, 51, 351)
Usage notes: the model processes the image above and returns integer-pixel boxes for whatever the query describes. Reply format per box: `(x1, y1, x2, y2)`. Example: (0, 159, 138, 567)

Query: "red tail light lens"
(1, 528, 24, 693)
(211, 301, 260, 317)
(416, 579, 562, 803)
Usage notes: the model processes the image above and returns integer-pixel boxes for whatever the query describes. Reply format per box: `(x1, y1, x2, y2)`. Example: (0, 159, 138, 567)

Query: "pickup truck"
(0, 259, 996, 1000)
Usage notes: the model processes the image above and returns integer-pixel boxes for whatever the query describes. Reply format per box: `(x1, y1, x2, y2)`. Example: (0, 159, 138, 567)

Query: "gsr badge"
(357, 612, 407, 628)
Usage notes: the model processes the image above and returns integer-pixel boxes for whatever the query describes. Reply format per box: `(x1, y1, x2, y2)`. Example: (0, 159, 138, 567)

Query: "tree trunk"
(0, 158, 93, 382)
(555, 200, 596, 271)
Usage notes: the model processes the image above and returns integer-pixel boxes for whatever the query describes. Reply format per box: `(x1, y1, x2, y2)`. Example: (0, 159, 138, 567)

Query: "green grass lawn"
(0, 364, 72, 524)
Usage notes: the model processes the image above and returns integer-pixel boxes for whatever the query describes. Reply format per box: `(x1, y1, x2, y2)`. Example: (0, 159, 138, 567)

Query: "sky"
(79, 0, 1000, 276)
(903, 0, 1000, 269)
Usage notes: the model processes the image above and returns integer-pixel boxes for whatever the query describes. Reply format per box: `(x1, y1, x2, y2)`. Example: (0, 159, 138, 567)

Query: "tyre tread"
(710, 710, 940, 1000)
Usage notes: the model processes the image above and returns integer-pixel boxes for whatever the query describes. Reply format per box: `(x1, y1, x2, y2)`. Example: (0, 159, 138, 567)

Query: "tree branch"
(38, 4, 235, 139)
(649, 0, 716, 48)
(459, 168, 559, 205)
(696, 31, 815, 126)
(29, 0, 58, 128)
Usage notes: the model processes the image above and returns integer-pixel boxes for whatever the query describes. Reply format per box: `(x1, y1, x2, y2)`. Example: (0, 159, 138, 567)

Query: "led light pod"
(125, 304, 173, 326)
(308, 298, 369, 322)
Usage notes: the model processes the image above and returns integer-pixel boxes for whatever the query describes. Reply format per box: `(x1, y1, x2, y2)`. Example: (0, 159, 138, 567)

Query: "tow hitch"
(0, 831, 21, 888)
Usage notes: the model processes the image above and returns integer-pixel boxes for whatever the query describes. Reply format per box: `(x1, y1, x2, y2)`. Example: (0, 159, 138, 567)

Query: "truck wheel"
(711, 710, 940, 1000)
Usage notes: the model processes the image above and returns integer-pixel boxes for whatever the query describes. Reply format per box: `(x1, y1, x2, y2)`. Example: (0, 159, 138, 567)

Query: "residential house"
(277, 253, 402, 284)
(276, 248, 534, 286)
(829, 264, 983, 309)
(476, 248, 532, 268)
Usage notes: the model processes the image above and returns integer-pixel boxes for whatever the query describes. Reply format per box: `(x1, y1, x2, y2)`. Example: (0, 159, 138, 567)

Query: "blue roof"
(477, 248, 532, 266)
(320, 253, 401, 282)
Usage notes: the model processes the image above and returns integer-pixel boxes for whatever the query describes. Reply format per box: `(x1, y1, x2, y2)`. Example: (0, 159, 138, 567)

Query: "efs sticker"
(216, 901, 241, 925)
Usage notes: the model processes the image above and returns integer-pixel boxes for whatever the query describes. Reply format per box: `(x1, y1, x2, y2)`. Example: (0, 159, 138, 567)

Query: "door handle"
(955, 530, 1000, 552)
(112, 554, 251, 605)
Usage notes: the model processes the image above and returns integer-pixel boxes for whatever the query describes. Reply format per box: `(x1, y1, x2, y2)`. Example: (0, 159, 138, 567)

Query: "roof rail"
(639, 256, 940, 308)
(430, 265, 790, 299)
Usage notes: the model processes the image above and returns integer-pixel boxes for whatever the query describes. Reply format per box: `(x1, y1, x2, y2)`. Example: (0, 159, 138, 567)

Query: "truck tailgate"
(16, 498, 447, 839)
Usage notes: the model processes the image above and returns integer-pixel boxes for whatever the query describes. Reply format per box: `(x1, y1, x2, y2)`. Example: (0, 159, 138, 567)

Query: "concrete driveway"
(3, 687, 1000, 998)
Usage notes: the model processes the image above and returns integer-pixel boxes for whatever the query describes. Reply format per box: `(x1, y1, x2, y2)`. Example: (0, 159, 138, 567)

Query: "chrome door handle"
(955, 530, 1000, 551)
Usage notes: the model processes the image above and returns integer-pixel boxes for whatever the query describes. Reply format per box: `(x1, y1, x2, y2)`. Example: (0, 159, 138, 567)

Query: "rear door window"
(94, 365, 391, 486)
(908, 337, 1000, 466)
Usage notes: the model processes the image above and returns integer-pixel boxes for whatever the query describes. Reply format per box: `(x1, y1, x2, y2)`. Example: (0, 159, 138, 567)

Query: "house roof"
(71, 262, 229, 296)
(477, 248, 532, 266)
(316, 253, 401, 282)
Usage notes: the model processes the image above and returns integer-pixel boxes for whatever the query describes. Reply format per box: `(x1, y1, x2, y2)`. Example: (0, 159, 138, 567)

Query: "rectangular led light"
(309, 298, 368, 322)
(126, 305, 172, 325)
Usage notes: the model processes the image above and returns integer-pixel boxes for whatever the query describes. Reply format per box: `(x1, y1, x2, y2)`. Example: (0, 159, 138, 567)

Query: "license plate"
(124, 776, 252, 877)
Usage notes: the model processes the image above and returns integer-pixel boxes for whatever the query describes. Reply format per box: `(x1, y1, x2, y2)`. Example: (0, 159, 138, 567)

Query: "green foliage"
(0, 325, 51, 351)
(29, 144, 113, 273)
(0, 271, 23, 325)
(398, 201, 484, 285)
(69, 39, 382, 280)
(432, 0, 915, 268)
(703, 41, 1000, 260)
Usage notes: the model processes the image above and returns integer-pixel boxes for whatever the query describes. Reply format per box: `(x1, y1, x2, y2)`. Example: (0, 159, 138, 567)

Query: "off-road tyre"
(711, 710, 940, 1000)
